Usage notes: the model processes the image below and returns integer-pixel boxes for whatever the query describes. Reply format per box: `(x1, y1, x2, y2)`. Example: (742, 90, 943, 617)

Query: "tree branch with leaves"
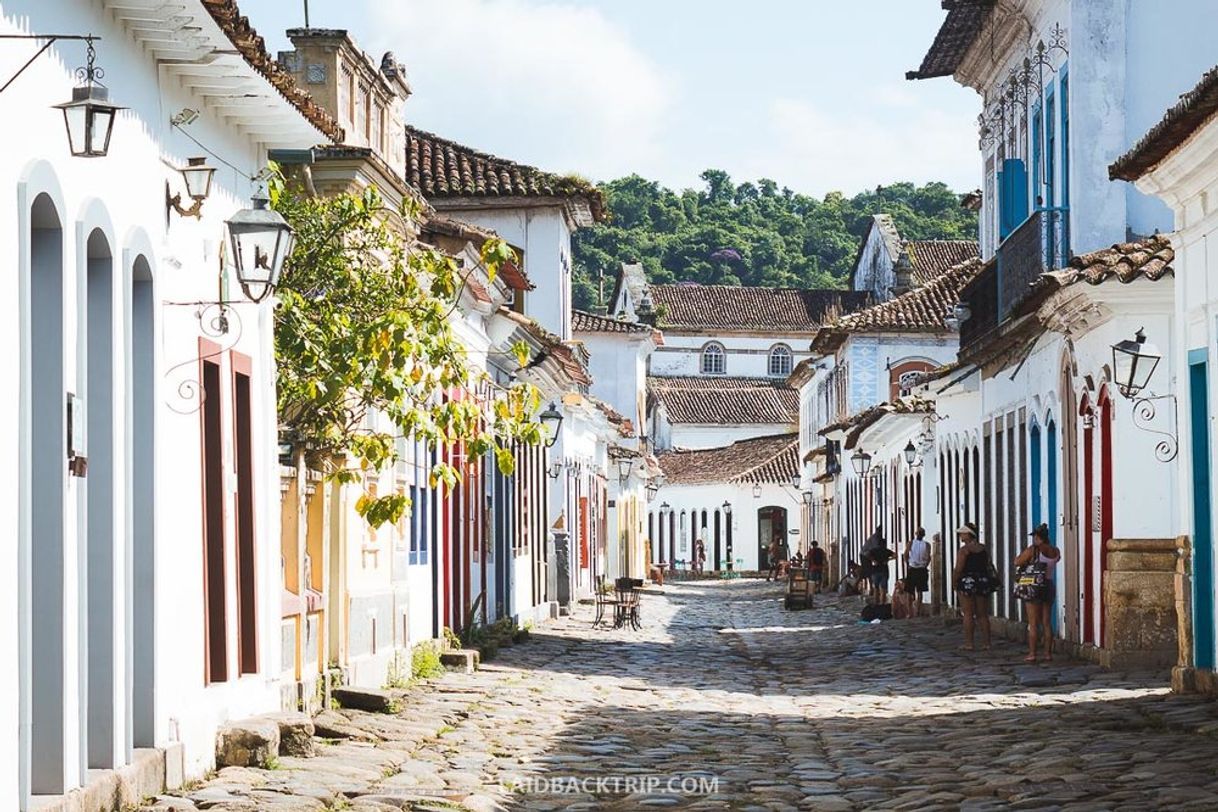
(270, 170, 543, 528)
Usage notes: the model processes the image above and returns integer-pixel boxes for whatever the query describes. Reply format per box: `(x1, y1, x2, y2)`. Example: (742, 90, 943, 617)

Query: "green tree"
(271, 175, 542, 528)
(571, 172, 978, 309)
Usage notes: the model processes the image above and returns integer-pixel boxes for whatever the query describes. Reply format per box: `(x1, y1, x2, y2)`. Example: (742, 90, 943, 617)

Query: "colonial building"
(849, 213, 979, 302)
(635, 278, 869, 571)
(401, 123, 610, 607)
(797, 255, 980, 587)
(572, 307, 664, 581)
(1113, 64, 1218, 691)
(894, 0, 1212, 661)
(1, 0, 339, 805)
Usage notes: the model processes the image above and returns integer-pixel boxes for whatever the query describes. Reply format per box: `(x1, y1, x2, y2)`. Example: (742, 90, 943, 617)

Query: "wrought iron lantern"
(52, 38, 123, 158)
(660, 501, 671, 513)
(538, 402, 563, 447)
(547, 462, 562, 480)
(167, 156, 216, 218)
(903, 440, 917, 465)
(1112, 328, 1161, 400)
(801, 490, 814, 506)
(722, 500, 732, 516)
(616, 456, 634, 484)
(850, 448, 872, 477)
(645, 480, 659, 498)
(226, 191, 294, 303)
(752, 482, 762, 499)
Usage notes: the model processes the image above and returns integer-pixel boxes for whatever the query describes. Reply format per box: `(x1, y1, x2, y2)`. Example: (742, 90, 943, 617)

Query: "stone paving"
(146, 579, 1218, 811)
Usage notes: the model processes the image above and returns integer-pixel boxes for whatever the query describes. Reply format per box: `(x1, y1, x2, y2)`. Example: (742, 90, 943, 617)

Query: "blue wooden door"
(1190, 349, 1214, 669)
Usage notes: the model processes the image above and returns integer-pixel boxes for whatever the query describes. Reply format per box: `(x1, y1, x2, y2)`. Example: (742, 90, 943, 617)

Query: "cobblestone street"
(150, 580, 1218, 811)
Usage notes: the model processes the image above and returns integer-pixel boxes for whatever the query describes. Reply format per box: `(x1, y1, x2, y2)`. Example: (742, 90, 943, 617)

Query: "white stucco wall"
(1, 1, 326, 798)
(438, 205, 573, 341)
(650, 331, 813, 378)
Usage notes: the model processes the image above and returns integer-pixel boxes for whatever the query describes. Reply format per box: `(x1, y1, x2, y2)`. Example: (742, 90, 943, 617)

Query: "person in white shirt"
(904, 527, 932, 615)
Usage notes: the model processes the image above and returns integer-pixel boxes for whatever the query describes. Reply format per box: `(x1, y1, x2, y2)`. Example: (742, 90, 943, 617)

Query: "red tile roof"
(907, 240, 981, 285)
(404, 126, 606, 222)
(1034, 236, 1175, 292)
(201, 0, 343, 142)
(420, 215, 533, 291)
(657, 433, 799, 486)
(650, 284, 870, 332)
(649, 376, 799, 426)
(572, 310, 655, 335)
(1111, 66, 1218, 181)
(906, 1, 996, 81)
(813, 258, 982, 352)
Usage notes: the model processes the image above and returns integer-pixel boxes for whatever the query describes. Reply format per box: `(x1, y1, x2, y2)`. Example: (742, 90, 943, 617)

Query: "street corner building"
(0, 0, 340, 805)
(0, 2, 637, 810)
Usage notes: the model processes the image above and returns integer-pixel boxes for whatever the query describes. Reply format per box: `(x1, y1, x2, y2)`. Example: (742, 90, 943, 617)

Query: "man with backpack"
(807, 541, 827, 593)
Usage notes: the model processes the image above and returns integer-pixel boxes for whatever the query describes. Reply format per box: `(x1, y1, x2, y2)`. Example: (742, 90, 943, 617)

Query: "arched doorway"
(129, 254, 156, 749)
(26, 191, 67, 795)
(85, 227, 120, 769)
(757, 506, 788, 570)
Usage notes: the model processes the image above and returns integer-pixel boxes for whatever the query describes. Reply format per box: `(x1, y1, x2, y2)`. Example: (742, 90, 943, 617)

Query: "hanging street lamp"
(801, 490, 814, 505)
(226, 191, 295, 303)
(54, 36, 123, 158)
(752, 482, 762, 499)
(850, 448, 872, 478)
(903, 440, 917, 466)
(537, 402, 564, 447)
(1112, 328, 1162, 400)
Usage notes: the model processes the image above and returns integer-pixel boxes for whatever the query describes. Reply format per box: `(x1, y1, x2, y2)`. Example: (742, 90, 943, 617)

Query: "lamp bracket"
(1131, 394, 1178, 463)
(167, 183, 204, 219)
(0, 34, 99, 96)
(161, 300, 243, 415)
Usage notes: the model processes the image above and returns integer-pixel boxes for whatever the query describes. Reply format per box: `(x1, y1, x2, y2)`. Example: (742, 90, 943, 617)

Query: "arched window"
(701, 342, 726, 375)
(889, 358, 936, 399)
(768, 344, 792, 377)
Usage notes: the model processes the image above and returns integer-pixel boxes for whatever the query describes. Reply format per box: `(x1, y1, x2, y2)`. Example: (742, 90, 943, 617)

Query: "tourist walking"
(1014, 523, 1061, 663)
(766, 539, 782, 581)
(863, 528, 893, 603)
(694, 538, 706, 574)
(808, 540, 826, 593)
(904, 527, 932, 615)
(953, 522, 995, 651)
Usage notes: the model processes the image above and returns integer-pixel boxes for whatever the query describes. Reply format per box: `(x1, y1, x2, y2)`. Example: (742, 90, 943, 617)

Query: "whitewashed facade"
(2, 0, 335, 805)
(1118, 64, 1218, 690)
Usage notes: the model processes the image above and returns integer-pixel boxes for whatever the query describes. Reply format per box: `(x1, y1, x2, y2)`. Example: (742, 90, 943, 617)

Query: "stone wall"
(1102, 538, 1181, 668)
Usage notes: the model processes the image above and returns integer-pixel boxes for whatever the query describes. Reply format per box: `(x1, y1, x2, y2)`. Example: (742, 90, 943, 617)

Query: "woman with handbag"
(1014, 523, 1061, 662)
(953, 523, 994, 651)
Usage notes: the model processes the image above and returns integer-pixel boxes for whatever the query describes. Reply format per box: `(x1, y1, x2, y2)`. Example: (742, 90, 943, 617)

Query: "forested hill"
(570, 171, 978, 310)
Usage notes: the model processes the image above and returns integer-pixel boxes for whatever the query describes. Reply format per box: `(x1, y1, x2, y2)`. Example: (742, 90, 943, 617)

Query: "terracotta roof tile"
(819, 398, 937, 450)
(649, 376, 799, 425)
(1111, 66, 1218, 181)
(813, 258, 982, 351)
(906, 240, 981, 285)
(650, 284, 871, 332)
(572, 310, 654, 334)
(657, 433, 799, 486)
(1034, 236, 1175, 292)
(588, 397, 634, 437)
(906, 1, 996, 81)
(201, 0, 343, 142)
(404, 126, 605, 222)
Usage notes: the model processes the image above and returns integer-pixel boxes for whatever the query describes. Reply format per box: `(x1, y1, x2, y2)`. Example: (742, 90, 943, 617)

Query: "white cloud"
(366, 0, 673, 180)
(740, 97, 980, 197)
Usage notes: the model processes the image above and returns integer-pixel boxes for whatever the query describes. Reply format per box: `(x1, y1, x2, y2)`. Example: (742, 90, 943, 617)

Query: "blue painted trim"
(1190, 354, 1214, 669)
(1189, 347, 1209, 365)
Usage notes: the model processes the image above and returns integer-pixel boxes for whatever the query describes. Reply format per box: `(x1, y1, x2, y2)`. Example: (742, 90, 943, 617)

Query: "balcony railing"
(996, 206, 1070, 321)
(959, 260, 998, 349)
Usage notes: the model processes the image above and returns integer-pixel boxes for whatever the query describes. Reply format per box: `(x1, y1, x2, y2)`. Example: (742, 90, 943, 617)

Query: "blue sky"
(239, 0, 980, 196)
